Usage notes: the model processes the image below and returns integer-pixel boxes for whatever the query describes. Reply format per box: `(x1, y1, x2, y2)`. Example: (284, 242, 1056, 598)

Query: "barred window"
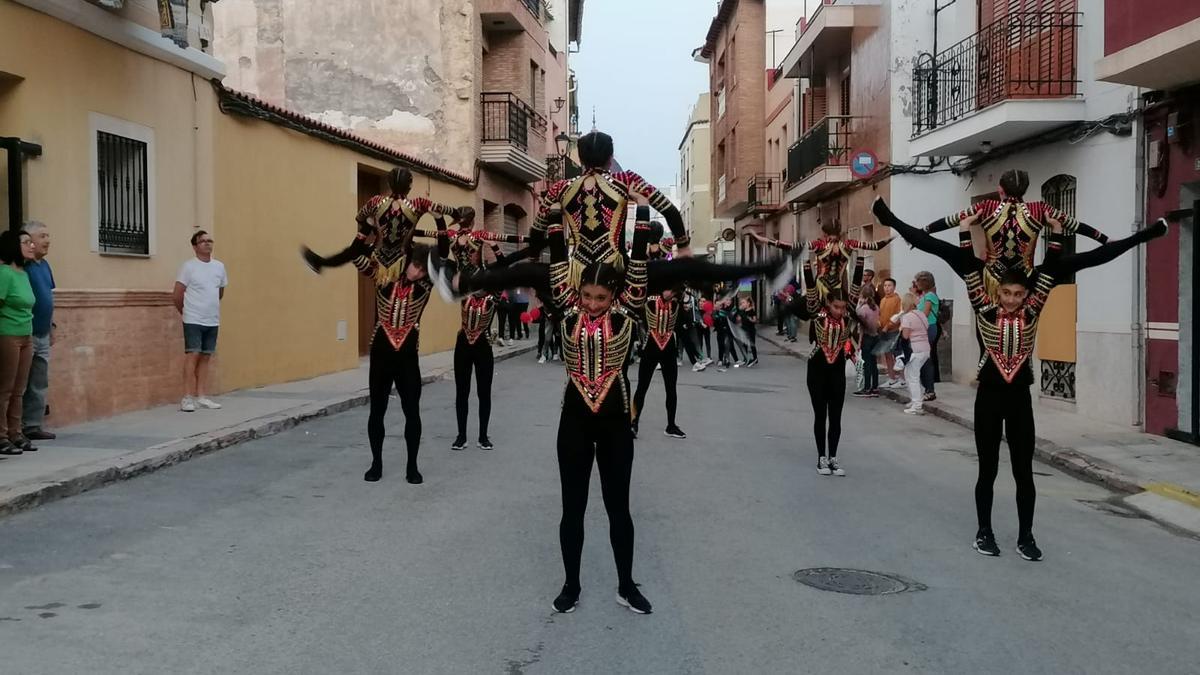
(1041, 174, 1077, 283)
(97, 130, 150, 255)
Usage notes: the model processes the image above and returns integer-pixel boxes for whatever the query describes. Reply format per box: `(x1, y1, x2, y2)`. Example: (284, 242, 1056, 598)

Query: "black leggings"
(806, 355, 846, 459)
(633, 338, 679, 428)
(368, 328, 422, 472)
(743, 323, 758, 361)
(974, 381, 1036, 540)
(557, 400, 636, 590)
(454, 332, 493, 438)
(875, 199, 1165, 282)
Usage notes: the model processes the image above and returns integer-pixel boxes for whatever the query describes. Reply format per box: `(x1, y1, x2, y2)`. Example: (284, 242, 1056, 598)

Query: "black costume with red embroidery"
(531, 169, 688, 282)
(764, 235, 890, 300)
(787, 257, 865, 462)
(632, 292, 682, 431)
(873, 196, 1166, 545)
(923, 198, 1109, 300)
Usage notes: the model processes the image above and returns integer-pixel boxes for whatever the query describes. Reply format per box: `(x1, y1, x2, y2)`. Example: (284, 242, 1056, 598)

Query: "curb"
(0, 344, 536, 519)
(761, 334, 1147, 495)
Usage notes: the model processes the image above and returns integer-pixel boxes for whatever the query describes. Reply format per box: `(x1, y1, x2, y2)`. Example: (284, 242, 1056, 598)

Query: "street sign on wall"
(850, 150, 879, 179)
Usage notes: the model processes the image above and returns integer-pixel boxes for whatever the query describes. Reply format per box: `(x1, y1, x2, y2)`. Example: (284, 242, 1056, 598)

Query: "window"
(840, 69, 851, 116)
(1041, 174, 1078, 282)
(530, 61, 539, 108)
(90, 113, 155, 256)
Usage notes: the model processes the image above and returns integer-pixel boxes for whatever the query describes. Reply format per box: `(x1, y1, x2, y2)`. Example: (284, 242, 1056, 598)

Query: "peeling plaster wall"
(213, 0, 477, 176)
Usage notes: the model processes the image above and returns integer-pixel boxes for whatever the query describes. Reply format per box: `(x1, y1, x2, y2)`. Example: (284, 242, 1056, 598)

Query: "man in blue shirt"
(23, 221, 55, 440)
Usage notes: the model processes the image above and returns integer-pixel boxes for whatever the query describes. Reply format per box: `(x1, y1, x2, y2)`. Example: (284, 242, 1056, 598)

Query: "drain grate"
(792, 568, 926, 595)
(700, 385, 777, 394)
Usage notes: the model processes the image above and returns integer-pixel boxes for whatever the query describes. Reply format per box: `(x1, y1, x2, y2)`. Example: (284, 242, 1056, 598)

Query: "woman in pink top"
(899, 293, 931, 414)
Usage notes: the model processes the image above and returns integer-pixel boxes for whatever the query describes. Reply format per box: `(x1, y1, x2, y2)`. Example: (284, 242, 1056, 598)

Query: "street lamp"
(555, 131, 571, 159)
(553, 97, 566, 113)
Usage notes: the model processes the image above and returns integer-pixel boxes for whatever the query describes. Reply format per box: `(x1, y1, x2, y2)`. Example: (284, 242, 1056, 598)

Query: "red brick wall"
(1105, 0, 1200, 55)
(710, 0, 766, 217)
(49, 291, 195, 426)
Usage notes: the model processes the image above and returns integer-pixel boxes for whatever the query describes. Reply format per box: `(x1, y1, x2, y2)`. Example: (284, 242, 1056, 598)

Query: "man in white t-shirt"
(173, 230, 228, 412)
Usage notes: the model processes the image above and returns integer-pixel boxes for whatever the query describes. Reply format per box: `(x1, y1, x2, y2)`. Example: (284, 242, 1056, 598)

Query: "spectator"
(22, 221, 56, 441)
(862, 268, 877, 296)
(853, 285, 880, 397)
(174, 230, 227, 413)
(877, 278, 903, 387)
(0, 230, 38, 455)
(899, 293, 932, 414)
(916, 271, 940, 400)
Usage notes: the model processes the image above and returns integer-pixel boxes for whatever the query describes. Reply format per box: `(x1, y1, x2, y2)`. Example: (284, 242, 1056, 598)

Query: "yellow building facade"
(1, 0, 470, 425)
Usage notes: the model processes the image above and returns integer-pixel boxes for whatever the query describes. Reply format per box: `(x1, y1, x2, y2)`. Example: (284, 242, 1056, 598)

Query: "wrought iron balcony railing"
(787, 116, 856, 184)
(747, 173, 784, 212)
(481, 92, 548, 153)
(912, 11, 1081, 137)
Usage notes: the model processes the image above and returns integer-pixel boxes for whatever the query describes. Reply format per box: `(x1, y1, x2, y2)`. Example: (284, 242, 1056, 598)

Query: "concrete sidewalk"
(761, 332, 1200, 537)
(0, 340, 536, 517)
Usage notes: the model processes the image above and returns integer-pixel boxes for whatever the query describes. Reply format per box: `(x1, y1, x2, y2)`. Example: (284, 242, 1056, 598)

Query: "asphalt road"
(1, 349, 1198, 674)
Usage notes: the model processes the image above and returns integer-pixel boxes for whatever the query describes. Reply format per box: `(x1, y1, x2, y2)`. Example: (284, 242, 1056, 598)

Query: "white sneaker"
(893, 358, 906, 372)
(692, 362, 707, 372)
(829, 458, 846, 477)
(904, 405, 925, 415)
(702, 358, 713, 366)
(195, 397, 222, 410)
(497, 337, 507, 347)
(817, 456, 832, 476)
(180, 397, 196, 413)
(537, 355, 547, 364)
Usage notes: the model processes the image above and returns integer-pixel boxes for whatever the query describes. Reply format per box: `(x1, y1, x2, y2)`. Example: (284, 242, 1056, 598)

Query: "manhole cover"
(701, 385, 776, 394)
(792, 568, 925, 595)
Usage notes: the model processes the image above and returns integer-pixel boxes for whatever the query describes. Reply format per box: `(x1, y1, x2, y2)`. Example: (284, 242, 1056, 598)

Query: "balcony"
(479, 0, 543, 32)
(545, 155, 582, 183)
(481, 92, 547, 183)
(784, 116, 856, 204)
(1096, 15, 1200, 90)
(910, 11, 1085, 157)
(746, 174, 784, 215)
(780, 0, 880, 80)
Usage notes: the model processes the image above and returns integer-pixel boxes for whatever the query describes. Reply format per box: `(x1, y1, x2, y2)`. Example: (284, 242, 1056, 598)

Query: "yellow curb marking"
(1144, 483, 1200, 510)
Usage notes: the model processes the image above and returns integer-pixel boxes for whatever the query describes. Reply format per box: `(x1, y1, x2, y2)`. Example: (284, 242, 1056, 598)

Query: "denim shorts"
(183, 323, 219, 355)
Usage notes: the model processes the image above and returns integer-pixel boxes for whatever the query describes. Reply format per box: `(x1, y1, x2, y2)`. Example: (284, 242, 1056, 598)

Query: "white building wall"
(884, 0, 1142, 424)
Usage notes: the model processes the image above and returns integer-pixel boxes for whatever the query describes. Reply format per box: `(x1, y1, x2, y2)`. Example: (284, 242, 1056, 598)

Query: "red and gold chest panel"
(976, 309, 1039, 383)
(809, 311, 852, 365)
(461, 294, 497, 345)
(561, 309, 636, 414)
(645, 295, 679, 350)
(376, 277, 433, 350)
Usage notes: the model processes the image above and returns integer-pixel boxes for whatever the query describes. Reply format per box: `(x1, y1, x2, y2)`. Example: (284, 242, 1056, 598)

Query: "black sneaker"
(616, 584, 652, 614)
(553, 584, 580, 613)
(746, 357, 759, 368)
(973, 529, 1001, 557)
(852, 389, 871, 397)
(1017, 537, 1043, 562)
(478, 436, 494, 451)
(451, 435, 468, 451)
(664, 425, 687, 439)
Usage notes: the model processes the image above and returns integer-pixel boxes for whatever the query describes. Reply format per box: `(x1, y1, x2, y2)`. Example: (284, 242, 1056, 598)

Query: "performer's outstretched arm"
(750, 231, 795, 252)
(301, 195, 388, 272)
(872, 197, 982, 280)
(849, 237, 895, 252)
(923, 203, 980, 234)
(618, 171, 690, 249)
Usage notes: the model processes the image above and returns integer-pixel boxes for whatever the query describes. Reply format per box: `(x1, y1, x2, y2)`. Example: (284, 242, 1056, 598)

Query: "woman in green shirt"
(0, 230, 38, 455)
(916, 271, 940, 400)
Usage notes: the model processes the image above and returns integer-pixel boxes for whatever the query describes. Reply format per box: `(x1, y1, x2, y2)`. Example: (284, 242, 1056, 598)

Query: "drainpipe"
(1131, 91, 1147, 428)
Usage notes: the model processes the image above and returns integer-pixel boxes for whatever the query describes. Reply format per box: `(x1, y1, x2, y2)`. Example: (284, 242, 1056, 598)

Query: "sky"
(571, 0, 716, 191)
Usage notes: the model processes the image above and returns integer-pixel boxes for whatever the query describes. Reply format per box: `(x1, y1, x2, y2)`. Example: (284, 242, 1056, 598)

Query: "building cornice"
(677, 118, 711, 150)
(697, 0, 738, 60)
(13, 0, 226, 80)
